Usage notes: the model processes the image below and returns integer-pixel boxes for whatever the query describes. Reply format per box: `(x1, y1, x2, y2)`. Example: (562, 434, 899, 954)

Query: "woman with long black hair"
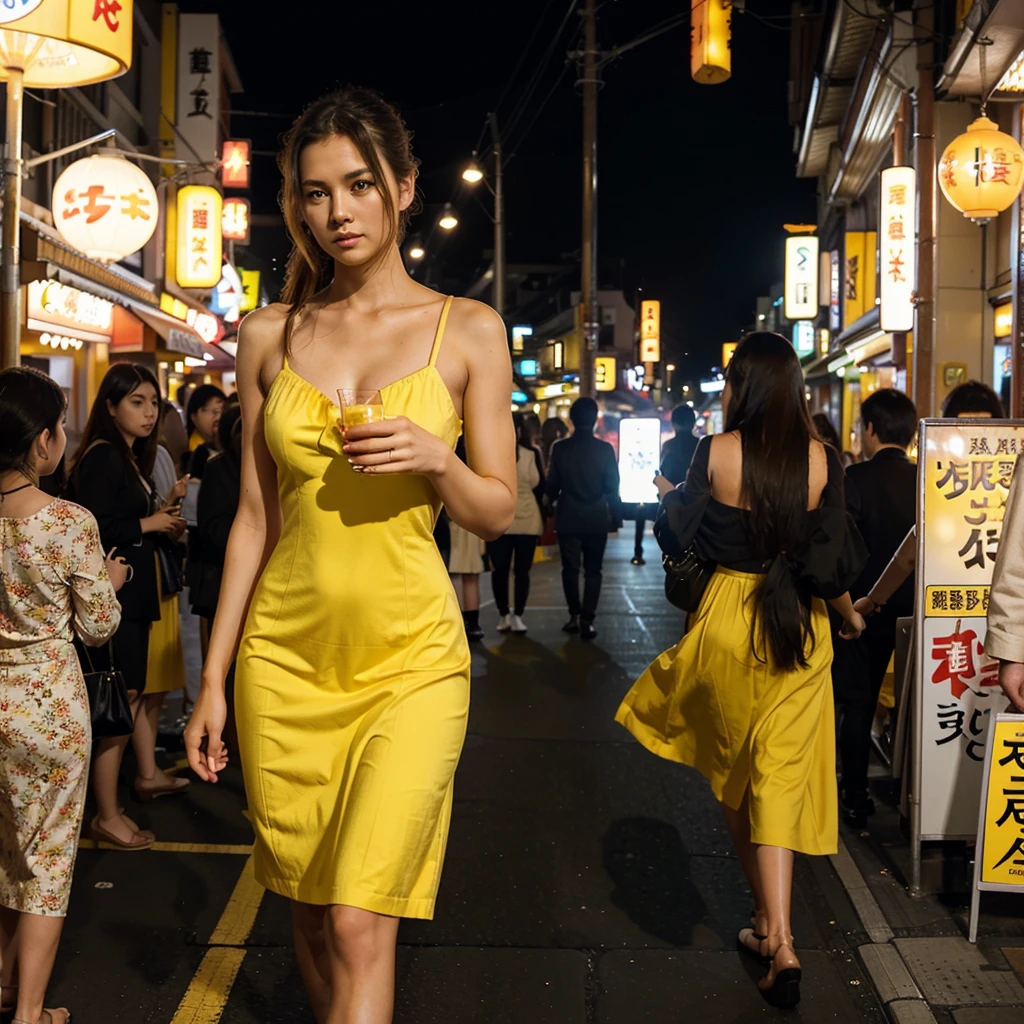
(616, 333, 867, 1008)
(65, 364, 189, 850)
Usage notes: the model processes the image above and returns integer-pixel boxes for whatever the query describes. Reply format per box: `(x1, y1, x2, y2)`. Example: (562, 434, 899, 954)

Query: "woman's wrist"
(427, 442, 455, 480)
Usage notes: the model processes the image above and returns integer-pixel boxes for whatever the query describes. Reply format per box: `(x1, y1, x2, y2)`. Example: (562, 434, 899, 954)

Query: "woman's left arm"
(343, 301, 517, 540)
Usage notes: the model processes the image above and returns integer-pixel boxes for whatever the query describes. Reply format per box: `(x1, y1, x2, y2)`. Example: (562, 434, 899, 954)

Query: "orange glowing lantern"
(937, 116, 1024, 224)
(221, 139, 251, 189)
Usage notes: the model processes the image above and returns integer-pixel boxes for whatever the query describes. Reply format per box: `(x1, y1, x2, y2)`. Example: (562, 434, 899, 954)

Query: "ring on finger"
(388, 447, 394, 462)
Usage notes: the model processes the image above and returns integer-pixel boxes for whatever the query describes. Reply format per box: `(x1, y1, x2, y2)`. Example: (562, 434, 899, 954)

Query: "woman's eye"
(306, 189, 327, 200)
(353, 180, 374, 192)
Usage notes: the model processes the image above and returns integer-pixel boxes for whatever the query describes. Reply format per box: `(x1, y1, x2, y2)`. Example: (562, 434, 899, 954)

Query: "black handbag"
(154, 533, 185, 596)
(662, 546, 716, 612)
(79, 642, 135, 738)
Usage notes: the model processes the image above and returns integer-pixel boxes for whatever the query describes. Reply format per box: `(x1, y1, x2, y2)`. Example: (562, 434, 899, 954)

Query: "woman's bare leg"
(720, 789, 767, 945)
(755, 845, 800, 977)
(322, 905, 400, 1024)
(91, 690, 139, 846)
(292, 901, 331, 1023)
(460, 573, 480, 612)
(10, 912, 68, 1024)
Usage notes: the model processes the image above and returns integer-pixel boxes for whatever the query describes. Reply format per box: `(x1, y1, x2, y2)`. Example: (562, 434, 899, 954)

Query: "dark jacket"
(661, 431, 700, 486)
(844, 447, 917, 616)
(546, 430, 621, 534)
(189, 449, 241, 618)
(66, 441, 160, 623)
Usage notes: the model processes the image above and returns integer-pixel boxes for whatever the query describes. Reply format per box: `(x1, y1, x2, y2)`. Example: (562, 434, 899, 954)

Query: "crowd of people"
(4, 80, 1024, 1024)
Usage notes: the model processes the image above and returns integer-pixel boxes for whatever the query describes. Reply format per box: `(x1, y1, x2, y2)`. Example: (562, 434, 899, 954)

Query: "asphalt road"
(49, 533, 888, 1023)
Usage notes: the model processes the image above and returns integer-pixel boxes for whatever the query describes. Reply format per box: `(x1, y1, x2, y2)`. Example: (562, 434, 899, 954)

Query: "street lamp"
(459, 113, 505, 318)
(665, 362, 676, 397)
(438, 204, 459, 231)
(408, 244, 425, 260)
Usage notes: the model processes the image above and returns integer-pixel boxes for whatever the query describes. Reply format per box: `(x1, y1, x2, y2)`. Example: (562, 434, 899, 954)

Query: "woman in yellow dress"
(184, 86, 516, 1023)
(615, 334, 867, 1008)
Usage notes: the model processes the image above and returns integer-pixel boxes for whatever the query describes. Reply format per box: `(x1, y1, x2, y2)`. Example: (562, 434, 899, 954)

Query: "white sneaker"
(510, 614, 527, 634)
(496, 614, 511, 632)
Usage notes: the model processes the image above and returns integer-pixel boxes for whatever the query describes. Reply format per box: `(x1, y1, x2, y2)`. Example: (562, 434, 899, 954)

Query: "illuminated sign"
(690, 0, 731, 85)
(830, 250, 841, 330)
(880, 166, 916, 332)
(27, 280, 113, 336)
(722, 342, 737, 367)
(159, 289, 219, 342)
(640, 300, 660, 362)
(700, 378, 726, 393)
(793, 321, 815, 359)
(784, 235, 819, 321)
(511, 390, 528, 404)
(519, 359, 538, 378)
(995, 302, 1012, 338)
(618, 418, 661, 503)
(221, 139, 251, 189)
(844, 231, 877, 327)
(512, 324, 533, 354)
(595, 356, 616, 391)
(239, 269, 261, 313)
(221, 197, 251, 244)
(176, 185, 223, 289)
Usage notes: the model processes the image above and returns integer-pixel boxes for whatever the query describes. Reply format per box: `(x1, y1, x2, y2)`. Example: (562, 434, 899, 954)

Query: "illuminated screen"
(618, 418, 661, 504)
(519, 359, 538, 377)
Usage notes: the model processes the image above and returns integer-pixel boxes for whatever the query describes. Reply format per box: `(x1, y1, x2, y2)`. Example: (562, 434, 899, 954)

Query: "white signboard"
(916, 420, 1024, 839)
(176, 14, 221, 165)
(880, 166, 916, 332)
(784, 235, 819, 321)
(619, 417, 661, 504)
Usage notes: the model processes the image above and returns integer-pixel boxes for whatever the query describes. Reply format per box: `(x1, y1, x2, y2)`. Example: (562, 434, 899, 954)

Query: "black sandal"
(758, 942, 802, 1009)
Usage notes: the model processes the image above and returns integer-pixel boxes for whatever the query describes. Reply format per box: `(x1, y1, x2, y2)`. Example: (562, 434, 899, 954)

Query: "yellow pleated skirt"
(615, 567, 838, 856)
(145, 553, 186, 695)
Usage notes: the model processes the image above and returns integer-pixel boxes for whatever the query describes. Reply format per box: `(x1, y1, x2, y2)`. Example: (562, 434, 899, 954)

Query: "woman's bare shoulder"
(238, 303, 289, 344)
(447, 297, 509, 368)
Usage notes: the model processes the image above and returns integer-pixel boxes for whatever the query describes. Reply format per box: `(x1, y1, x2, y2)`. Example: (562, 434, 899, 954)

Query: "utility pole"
(1, 67, 25, 371)
(578, 0, 599, 398)
(913, 9, 936, 420)
(489, 112, 505, 319)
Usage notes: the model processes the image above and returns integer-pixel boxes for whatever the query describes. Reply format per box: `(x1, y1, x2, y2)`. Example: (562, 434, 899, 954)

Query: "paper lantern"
(938, 116, 1024, 224)
(52, 155, 157, 262)
(691, 0, 731, 85)
(176, 185, 223, 289)
(0, 0, 133, 87)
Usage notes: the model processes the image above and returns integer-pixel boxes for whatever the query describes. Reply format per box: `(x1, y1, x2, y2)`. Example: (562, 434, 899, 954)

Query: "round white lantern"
(937, 116, 1024, 224)
(52, 155, 158, 263)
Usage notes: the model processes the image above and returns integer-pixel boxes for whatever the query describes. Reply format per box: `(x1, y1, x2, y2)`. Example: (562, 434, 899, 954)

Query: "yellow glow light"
(938, 116, 1024, 224)
(462, 164, 484, 184)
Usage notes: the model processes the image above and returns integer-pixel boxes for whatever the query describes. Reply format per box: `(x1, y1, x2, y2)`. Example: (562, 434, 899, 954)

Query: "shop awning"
(132, 306, 207, 360)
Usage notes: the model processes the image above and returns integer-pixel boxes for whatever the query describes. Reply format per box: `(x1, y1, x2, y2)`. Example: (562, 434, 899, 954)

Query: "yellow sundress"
(616, 437, 866, 857)
(235, 296, 470, 917)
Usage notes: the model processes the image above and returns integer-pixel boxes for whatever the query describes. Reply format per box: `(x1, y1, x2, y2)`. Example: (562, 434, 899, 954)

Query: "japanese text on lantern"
(175, 185, 222, 289)
(92, 0, 122, 32)
(61, 183, 150, 225)
(918, 422, 1024, 839)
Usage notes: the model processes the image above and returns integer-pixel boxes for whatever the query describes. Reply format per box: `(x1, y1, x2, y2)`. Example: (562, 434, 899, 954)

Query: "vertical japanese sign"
(880, 167, 916, 332)
(176, 185, 222, 289)
(176, 13, 221, 165)
(829, 249, 841, 331)
(917, 420, 1024, 839)
(792, 321, 815, 359)
(640, 300, 660, 363)
(221, 197, 250, 243)
(784, 235, 818, 321)
(969, 714, 1024, 942)
(844, 231, 878, 327)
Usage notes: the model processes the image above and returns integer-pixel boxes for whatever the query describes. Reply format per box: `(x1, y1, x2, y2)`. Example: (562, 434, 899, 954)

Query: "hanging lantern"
(937, 116, 1024, 224)
(176, 185, 223, 289)
(52, 155, 158, 263)
(691, 0, 731, 85)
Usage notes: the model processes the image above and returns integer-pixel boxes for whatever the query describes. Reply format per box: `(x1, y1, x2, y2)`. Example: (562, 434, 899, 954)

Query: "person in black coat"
(65, 363, 188, 850)
(546, 397, 621, 639)
(833, 388, 918, 827)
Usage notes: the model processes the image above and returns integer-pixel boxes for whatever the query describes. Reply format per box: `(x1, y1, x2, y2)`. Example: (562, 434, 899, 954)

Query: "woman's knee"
(323, 906, 394, 966)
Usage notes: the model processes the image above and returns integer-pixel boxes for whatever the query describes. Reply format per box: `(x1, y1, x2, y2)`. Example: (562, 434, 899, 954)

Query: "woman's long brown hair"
(278, 86, 422, 343)
(724, 332, 819, 672)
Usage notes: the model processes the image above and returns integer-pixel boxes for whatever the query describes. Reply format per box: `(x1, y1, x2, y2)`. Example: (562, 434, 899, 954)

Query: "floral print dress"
(0, 499, 121, 916)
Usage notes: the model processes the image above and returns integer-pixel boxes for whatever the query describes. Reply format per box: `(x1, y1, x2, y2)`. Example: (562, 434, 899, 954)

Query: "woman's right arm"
(185, 307, 285, 782)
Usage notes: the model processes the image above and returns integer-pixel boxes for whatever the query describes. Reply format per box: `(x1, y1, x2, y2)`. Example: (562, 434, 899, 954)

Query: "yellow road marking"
(168, 855, 266, 1023)
(79, 840, 252, 855)
(208, 856, 265, 946)
(168, 947, 246, 1024)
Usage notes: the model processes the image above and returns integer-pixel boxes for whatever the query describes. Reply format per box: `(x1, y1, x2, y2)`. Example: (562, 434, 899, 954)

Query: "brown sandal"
(13, 1012, 71, 1024)
(89, 815, 153, 851)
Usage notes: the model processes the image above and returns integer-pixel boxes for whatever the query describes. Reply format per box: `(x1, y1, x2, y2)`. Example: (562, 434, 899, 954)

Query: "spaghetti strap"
(428, 296, 454, 368)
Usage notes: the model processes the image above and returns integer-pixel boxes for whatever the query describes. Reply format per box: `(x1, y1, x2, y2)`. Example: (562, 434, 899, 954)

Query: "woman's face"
(300, 134, 414, 268)
(192, 397, 224, 445)
(108, 382, 159, 441)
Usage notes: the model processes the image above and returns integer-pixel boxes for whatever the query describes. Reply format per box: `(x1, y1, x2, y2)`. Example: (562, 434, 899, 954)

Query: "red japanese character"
(93, 0, 122, 32)
(78, 184, 114, 224)
(61, 189, 81, 220)
(931, 619, 979, 699)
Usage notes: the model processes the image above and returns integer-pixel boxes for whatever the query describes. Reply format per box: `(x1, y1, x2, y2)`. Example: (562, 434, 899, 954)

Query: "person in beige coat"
(987, 461, 1024, 711)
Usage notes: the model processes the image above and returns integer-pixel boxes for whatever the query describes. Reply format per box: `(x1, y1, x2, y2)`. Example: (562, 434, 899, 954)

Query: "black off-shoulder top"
(654, 435, 867, 600)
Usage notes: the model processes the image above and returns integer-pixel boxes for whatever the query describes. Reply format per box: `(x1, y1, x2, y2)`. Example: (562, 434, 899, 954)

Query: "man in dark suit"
(547, 397, 621, 640)
(835, 388, 918, 827)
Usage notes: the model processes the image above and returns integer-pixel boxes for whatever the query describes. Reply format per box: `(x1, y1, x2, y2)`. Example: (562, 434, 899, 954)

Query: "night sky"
(193, 0, 815, 382)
